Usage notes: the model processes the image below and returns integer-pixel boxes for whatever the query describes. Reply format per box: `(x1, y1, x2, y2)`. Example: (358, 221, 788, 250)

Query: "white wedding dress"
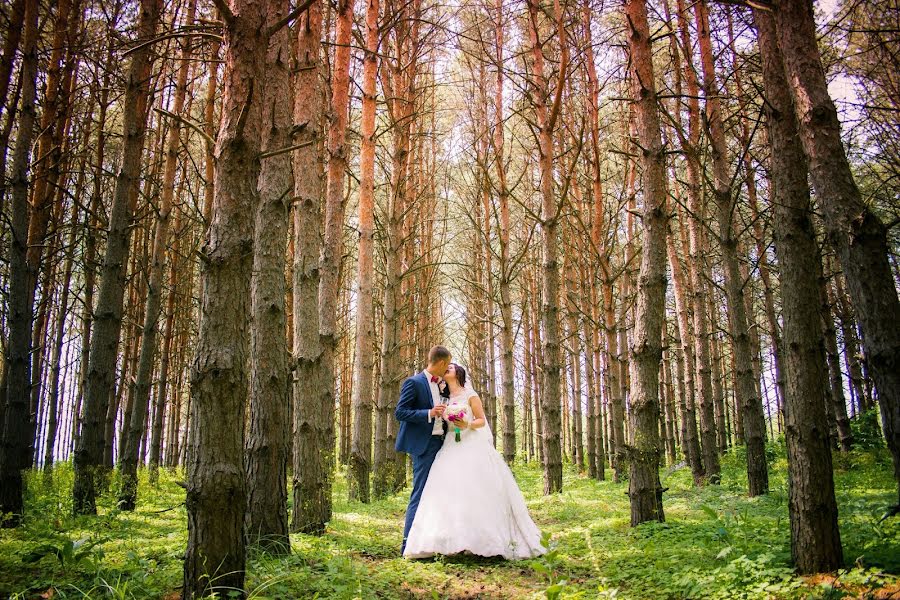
(403, 384, 546, 560)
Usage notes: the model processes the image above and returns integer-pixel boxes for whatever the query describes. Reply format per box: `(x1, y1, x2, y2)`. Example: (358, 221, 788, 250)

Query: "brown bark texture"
(625, 0, 667, 525)
(756, 7, 843, 572)
(73, 0, 161, 516)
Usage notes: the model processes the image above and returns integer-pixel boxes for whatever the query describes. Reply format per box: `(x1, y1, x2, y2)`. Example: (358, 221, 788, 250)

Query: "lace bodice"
(447, 386, 476, 405)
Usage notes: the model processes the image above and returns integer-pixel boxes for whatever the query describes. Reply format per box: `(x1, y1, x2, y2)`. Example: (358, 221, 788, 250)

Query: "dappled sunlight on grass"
(1, 445, 898, 598)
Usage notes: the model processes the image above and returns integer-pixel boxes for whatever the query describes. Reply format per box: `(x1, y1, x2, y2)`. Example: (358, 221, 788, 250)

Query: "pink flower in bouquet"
(446, 407, 468, 423)
(442, 402, 471, 442)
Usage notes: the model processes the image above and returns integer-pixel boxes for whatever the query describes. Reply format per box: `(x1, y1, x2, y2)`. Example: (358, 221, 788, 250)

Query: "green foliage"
(1, 449, 898, 599)
(850, 410, 886, 450)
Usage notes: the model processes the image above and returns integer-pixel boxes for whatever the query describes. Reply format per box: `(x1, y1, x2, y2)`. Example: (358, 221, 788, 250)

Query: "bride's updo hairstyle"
(452, 363, 467, 387)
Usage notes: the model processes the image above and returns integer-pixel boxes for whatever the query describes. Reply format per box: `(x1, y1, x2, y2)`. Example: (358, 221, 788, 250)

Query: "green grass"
(1, 443, 898, 599)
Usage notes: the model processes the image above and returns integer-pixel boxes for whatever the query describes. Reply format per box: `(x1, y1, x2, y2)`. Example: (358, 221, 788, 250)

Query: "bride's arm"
(466, 395, 486, 429)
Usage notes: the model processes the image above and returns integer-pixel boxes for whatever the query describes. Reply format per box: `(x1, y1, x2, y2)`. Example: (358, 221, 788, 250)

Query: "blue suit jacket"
(395, 372, 445, 456)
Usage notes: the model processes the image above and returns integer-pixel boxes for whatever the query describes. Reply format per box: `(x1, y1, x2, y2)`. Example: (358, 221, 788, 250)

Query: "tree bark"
(351, 0, 379, 502)
(666, 207, 704, 483)
(291, 0, 329, 532)
(73, 0, 160, 516)
(527, 0, 566, 495)
(0, 0, 25, 119)
(296, 0, 353, 521)
(820, 268, 853, 451)
(494, 0, 516, 464)
(120, 0, 196, 511)
(245, 0, 291, 552)
(755, 7, 843, 572)
(625, 0, 667, 525)
(183, 0, 269, 594)
(774, 0, 900, 504)
(675, 0, 717, 484)
(0, 0, 39, 526)
(152, 211, 181, 478)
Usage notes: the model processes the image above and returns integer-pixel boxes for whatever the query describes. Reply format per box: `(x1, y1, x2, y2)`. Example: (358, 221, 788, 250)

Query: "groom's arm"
(395, 378, 431, 424)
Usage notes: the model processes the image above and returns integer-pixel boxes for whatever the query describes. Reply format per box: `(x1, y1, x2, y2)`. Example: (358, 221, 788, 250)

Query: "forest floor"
(1, 438, 899, 599)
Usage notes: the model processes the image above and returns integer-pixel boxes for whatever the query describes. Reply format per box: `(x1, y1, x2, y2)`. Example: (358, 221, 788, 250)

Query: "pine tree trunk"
(119, 0, 196, 511)
(820, 268, 853, 451)
(662, 349, 678, 465)
(581, 260, 598, 478)
(183, 0, 269, 594)
(832, 272, 868, 415)
(625, 0, 667, 524)
(74, 54, 113, 456)
(154, 216, 180, 475)
(351, 0, 379, 502)
(774, 0, 900, 504)
(666, 212, 704, 483)
(43, 198, 81, 473)
(0, 0, 25, 118)
(494, 0, 515, 463)
(674, 0, 717, 483)
(755, 8, 843, 572)
(527, 0, 565, 494)
(73, 0, 160, 516)
(292, 0, 329, 530)
(245, 0, 291, 551)
(298, 0, 354, 519)
(589, 281, 606, 480)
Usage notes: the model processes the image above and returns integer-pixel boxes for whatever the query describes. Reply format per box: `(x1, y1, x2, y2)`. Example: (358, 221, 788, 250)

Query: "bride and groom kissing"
(395, 345, 546, 560)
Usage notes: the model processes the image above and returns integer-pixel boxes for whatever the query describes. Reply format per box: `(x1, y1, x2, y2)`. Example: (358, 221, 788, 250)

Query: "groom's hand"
(429, 405, 446, 418)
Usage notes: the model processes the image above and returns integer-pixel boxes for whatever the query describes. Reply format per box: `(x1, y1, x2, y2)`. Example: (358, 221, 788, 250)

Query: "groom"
(395, 345, 452, 555)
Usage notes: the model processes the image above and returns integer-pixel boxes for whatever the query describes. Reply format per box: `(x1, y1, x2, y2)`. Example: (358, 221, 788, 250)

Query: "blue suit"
(396, 371, 446, 554)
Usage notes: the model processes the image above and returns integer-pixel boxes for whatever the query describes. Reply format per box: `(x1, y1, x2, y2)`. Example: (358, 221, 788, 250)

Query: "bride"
(403, 363, 546, 560)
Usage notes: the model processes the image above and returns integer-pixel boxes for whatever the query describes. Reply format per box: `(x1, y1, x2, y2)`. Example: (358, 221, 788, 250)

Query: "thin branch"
(210, 0, 234, 26)
(259, 141, 314, 159)
(154, 108, 214, 147)
(267, 0, 318, 37)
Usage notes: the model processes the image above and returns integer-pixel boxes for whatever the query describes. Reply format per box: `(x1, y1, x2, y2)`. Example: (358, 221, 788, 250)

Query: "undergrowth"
(1, 442, 897, 599)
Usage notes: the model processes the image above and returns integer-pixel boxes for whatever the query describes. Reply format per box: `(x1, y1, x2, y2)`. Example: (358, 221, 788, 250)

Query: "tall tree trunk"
(120, 0, 196, 511)
(675, 0, 717, 483)
(73, 0, 161, 516)
(581, 258, 598, 478)
(589, 280, 606, 480)
(774, 0, 900, 504)
(183, 0, 269, 594)
(832, 271, 868, 415)
(820, 267, 853, 451)
(373, 0, 422, 497)
(523, 295, 536, 462)
(662, 349, 678, 465)
(625, 0, 667, 525)
(755, 8, 843, 572)
(494, 0, 515, 464)
(43, 198, 82, 474)
(292, 0, 328, 532)
(116, 216, 152, 471)
(583, 0, 615, 483)
(297, 0, 354, 521)
(245, 0, 291, 552)
(666, 208, 704, 483)
(351, 0, 379, 503)
(527, 0, 566, 495)
(74, 46, 115, 455)
(152, 212, 181, 478)
(0, 0, 25, 119)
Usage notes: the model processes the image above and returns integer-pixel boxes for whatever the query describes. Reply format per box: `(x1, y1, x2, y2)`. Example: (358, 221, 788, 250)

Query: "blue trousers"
(401, 435, 444, 554)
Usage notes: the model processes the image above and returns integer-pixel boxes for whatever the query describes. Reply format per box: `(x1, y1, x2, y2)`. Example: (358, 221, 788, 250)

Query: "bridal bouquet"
(443, 403, 471, 442)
